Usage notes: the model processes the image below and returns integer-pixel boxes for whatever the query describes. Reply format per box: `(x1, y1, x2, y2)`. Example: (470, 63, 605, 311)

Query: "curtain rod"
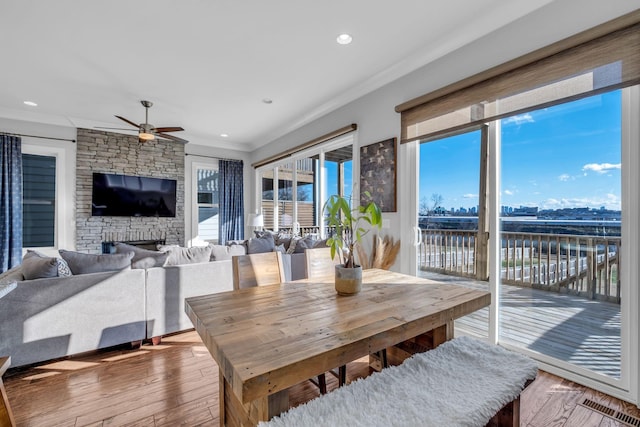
(184, 153, 242, 162)
(0, 131, 76, 143)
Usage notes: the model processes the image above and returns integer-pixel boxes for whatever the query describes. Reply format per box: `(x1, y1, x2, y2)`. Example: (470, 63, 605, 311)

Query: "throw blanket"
(259, 336, 538, 427)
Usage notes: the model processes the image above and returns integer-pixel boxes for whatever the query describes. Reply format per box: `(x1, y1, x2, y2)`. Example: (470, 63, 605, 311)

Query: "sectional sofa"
(0, 235, 313, 368)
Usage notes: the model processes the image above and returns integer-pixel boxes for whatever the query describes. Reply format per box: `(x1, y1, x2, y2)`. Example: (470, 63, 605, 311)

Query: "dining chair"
(303, 247, 350, 387)
(304, 246, 339, 279)
(232, 251, 286, 290)
(232, 251, 330, 394)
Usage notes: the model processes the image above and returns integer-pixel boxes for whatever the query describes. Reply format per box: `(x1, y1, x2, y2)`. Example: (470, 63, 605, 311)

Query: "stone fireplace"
(75, 129, 185, 254)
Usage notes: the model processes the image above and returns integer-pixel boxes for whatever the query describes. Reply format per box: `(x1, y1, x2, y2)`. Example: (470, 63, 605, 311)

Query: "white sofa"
(0, 269, 146, 367)
(0, 253, 307, 368)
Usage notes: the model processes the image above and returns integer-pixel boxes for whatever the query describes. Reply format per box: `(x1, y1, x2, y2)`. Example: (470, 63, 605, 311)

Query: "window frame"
(21, 140, 74, 255)
(255, 132, 357, 236)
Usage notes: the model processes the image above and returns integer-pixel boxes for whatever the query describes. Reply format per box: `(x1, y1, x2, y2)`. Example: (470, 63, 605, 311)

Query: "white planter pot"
(335, 264, 362, 295)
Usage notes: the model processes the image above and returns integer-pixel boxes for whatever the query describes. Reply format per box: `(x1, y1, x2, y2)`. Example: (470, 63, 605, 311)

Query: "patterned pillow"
(286, 237, 299, 254)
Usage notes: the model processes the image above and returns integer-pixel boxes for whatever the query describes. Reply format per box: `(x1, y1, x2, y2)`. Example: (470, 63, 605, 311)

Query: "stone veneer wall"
(75, 128, 185, 253)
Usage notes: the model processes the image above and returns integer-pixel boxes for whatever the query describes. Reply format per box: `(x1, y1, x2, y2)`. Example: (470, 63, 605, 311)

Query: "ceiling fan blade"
(95, 126, 137, 131)
(156, 132, 189, 144)
(154, 126, 184, 133)
(115, 115, 140, 128)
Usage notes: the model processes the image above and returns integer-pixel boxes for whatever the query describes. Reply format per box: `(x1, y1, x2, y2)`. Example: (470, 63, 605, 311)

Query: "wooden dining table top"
(185, 268, 490, 405)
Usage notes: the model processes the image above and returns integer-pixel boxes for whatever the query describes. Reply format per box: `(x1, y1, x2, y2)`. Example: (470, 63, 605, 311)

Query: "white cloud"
(539, 194, 620, 210)
(463, 193, 477, 199)
(558, 174, 570, 182)
(502, 113, 535, 125)
(582, 163, 621, 174)
(504, 189, 514, 195)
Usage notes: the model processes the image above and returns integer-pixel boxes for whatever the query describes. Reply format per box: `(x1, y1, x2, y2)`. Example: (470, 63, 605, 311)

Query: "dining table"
(185, 268, 491, 427)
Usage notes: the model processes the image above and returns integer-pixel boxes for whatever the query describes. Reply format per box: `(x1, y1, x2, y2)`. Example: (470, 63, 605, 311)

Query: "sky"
(419, 90, 622, 212)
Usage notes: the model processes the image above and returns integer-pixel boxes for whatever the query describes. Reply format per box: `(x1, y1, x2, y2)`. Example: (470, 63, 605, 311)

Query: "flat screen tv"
(92, 172, 177, 217)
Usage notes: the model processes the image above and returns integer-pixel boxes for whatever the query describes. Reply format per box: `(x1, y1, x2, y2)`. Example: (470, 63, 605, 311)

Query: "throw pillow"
(293, 235, 316, 253)
(59, 250, 134, 275)
(159, 245, 212, 266)
(114, 242, 169, 269)
(254, 230, 277, 242)
(313, 238, 329, 249)
(209, 243, 246, 261)
(22, 252, 60, 280)
(0, 265, 24, 285)
(22, 250, 73, 279)
(286, 237, 298, 254)
(247, 235, 276, 254)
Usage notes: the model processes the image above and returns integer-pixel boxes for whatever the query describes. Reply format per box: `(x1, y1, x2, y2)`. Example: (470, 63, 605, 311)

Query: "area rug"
(259, 336, 538, 427)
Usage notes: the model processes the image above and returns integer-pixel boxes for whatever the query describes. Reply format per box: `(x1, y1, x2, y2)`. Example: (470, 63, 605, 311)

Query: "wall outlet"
(382, 219, 391, 229)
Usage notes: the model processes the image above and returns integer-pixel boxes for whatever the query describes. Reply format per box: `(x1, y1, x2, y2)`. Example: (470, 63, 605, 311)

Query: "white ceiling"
(1, 0, 557, 151)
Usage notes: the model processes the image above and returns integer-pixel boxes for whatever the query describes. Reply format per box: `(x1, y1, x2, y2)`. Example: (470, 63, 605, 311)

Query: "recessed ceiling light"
(336, 34, 353, 45)
(262, 98, 273, 104)
(23, 101, 38, 107)
(220, 133, 229, 138)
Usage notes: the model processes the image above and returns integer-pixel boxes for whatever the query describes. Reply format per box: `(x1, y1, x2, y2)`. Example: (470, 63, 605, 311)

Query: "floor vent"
(581, 398, 640, 427)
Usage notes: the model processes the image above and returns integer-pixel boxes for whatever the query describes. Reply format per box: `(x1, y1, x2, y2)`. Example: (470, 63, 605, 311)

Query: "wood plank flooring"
(4, 330, 639, 427)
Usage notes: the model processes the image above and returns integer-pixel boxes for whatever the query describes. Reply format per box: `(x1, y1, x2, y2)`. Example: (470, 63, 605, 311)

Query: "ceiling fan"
(98, 100, 188, 144)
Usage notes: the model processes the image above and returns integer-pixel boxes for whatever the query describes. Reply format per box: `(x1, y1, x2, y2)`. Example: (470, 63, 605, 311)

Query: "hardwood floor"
(4, 331, 639, 427)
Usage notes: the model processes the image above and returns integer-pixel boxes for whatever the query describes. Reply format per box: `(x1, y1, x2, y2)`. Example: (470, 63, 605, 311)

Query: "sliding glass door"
(416, 129, 488, 341)
(409, 86, 636, 395)
(498, 90, 624, 383)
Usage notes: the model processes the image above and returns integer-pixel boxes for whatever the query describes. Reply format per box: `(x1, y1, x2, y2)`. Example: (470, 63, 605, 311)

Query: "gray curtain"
(0, 135, 23, 272)
(218, 159, 244, 244)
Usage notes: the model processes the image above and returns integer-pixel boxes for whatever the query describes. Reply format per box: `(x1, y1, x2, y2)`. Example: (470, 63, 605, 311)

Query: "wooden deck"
(419, 271, 621, 379)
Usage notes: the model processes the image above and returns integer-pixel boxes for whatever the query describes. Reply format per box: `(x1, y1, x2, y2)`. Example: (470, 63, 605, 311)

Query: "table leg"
(219, 369, 289, 427)
(373, 321, 456, 369)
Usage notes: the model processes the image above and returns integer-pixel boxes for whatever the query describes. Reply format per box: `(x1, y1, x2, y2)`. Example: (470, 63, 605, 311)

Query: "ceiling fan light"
(139, 132, 155, 141)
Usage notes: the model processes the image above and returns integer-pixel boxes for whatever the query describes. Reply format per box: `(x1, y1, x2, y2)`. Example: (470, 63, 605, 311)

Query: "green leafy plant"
(323, 192, 382, 268)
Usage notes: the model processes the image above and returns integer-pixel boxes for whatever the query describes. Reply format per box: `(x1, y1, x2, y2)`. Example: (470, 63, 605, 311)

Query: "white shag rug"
(259, 336, 538, 427)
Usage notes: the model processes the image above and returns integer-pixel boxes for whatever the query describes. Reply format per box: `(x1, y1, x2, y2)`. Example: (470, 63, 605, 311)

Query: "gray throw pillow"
(247, 235, 276, 254)
(160, 245, 212, 266)
(58, 250, 134, 275)
(22, 250, 73, 279)
(254, 230, 277, 242)
(293, 236, 316, 253)
(22, 253, 58, 280)
(313, 238, 329, 249)
(114, 242, 169, 269)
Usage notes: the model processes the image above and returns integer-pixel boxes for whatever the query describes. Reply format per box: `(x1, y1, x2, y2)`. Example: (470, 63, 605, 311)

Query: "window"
(195, 166, 219, 243)
(22, 154, 56, 247)
(256, 133, 354, 236)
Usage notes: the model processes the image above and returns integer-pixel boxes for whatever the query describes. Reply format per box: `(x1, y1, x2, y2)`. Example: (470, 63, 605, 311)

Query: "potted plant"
(323, 192, 382, 295)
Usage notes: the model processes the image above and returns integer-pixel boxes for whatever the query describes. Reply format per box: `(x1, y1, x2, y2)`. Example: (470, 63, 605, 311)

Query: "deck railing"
(418, 229, 621, 303)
